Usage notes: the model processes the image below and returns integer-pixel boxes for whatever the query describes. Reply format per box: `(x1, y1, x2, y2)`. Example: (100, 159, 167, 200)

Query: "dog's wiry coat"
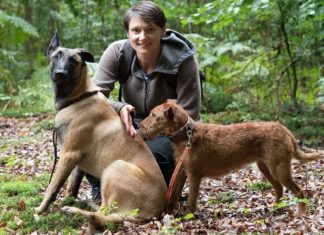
(36, 33, 167, 227)
(139, 100, 323, 216)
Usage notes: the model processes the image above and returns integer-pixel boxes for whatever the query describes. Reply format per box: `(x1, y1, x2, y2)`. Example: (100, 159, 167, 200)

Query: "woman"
(90, 1, 201, 200)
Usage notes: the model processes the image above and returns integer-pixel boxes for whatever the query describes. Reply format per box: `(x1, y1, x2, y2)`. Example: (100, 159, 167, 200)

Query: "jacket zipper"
(143, 74, 149, 115)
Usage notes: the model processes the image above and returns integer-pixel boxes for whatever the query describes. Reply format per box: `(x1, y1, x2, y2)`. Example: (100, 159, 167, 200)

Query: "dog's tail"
(293, 148, 324, 163)
(284, 126, 324, 163)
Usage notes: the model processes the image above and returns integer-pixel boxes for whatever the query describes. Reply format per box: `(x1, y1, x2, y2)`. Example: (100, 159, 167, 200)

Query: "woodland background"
(0, 0, 323, 234)
(1, 0, 324, 145)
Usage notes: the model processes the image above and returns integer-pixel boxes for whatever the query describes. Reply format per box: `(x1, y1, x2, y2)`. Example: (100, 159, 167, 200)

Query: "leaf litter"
(1, 115, 323, 234)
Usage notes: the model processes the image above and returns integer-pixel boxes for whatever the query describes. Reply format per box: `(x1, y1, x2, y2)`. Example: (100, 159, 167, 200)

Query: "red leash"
(165, 128, 193, 213)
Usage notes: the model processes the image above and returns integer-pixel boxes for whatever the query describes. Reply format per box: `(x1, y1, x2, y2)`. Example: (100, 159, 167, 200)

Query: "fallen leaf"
(18, 200, 26, 211)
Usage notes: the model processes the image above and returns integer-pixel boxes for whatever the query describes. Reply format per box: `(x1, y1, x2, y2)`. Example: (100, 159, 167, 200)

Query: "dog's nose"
(54, 69, 68, 78)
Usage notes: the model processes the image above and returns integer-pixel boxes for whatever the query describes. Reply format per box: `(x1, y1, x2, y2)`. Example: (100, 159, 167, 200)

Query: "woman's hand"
(120, 105, 137, 137)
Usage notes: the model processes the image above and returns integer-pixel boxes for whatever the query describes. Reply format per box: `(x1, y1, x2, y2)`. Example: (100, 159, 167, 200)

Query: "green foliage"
(87, 62, 98, 78)
(0, 174, 84, 234)
(201, 100, 323, 147)
(158, 213, 196, 234)
(6, 66, 54, 115)
(183, 0, 324, 118)
(0, 7, 41, 100)
(100, 202, 139, 230)
(208, 192, 235, 205)
(238, 207, 252, 215)
(160, 215, 181, 235)
(219, 192, 235, 204)
(247, 181, 272, 191)
(121, 208, 139, 218)
(183, 213, 195, 220)
(0, 181, 40, 196)
(0, 0, 323, 144)
(278, 107, 324, 146)
(0, 10, 39, 37)
(60, 196, 77, 207)
(202, 82, 234, 113)
(271, 196, 311, 214)
(100, 201, 118, 215)
(105, 222, 119, 232)
(30, 211, 83, 233)
(0, 155, 17, 167)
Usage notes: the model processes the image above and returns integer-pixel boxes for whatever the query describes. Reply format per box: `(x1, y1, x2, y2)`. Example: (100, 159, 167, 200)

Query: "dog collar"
(56, 90, 100, 111)
(169, 117, 195, 142)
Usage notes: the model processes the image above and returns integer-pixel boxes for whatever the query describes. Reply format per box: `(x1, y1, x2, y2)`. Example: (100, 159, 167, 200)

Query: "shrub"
(202, 82, 233, 113)
(12, 66, 53, 114)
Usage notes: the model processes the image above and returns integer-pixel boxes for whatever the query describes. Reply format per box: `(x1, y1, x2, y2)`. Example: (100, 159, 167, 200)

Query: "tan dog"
(35, 33, 167, 227)
(139, 100, 323, 216)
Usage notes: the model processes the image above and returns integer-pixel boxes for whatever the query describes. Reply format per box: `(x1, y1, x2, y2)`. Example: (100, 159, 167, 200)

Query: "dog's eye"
(54, 51, 62, 60)
(151, 112, 156, 118)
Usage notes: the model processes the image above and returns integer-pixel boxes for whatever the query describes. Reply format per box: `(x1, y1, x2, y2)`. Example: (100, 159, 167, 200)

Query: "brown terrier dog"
(139, 100, 323, 216)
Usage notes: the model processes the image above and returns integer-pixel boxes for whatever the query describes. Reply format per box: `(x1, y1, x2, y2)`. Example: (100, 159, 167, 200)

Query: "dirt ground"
(1, 115, 323, 234)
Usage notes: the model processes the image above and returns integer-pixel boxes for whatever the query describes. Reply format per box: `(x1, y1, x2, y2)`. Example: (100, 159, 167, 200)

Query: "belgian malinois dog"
(36, 33, 167, 227)
(139, 100, 323, 216)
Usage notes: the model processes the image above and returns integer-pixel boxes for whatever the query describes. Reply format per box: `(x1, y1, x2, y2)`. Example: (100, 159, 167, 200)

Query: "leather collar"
(169, 117, 195, 142)
(57, 90, 100, 111)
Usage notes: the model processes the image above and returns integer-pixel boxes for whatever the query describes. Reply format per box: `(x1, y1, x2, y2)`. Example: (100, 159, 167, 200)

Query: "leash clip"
(186, 127, 192, 148)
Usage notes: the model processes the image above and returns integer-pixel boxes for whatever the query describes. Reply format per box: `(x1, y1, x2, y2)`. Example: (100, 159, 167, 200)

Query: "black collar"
(56, 90, 100, 111)
(169, 117, 195, 142)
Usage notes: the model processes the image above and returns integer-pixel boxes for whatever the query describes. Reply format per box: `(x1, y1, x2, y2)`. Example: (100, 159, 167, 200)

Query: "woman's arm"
(93, 41, 123, 97)
(93, 41, 137, 136)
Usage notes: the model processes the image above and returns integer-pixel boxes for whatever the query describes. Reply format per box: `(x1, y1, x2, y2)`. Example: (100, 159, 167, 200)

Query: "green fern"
(0, 10, 39, 37)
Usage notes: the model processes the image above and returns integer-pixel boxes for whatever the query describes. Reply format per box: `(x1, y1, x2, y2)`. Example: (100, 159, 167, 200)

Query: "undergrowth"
(1, 68, 322, 147)
(0, 174, 85, 234)
(201, 105, 324, 147)
(246, 181, 272, 191)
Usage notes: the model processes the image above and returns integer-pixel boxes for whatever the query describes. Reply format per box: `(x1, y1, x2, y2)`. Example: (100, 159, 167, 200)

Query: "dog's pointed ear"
(47, 32, 62, 58)
(163, 105, 174, 119)
(79, 51, 94, 63)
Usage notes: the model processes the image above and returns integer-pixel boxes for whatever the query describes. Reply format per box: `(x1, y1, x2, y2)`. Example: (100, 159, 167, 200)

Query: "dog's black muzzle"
(51, 69, 69, 83)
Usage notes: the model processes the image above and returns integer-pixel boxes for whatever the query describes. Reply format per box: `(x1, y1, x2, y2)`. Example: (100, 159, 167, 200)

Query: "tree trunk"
(277, 1, 298, 107)
(23, 0, 35, 80)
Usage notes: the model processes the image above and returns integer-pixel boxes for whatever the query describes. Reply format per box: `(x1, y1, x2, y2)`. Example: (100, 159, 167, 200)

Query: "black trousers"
(86, 135, 175, 196)
(146, 135, 175, 185)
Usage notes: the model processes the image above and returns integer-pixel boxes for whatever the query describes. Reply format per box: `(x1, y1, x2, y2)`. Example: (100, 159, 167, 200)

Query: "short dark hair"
(123, 1, 167, 31)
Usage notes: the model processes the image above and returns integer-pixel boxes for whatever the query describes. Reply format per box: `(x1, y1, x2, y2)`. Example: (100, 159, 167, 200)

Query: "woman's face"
(127, 16, 166, 57)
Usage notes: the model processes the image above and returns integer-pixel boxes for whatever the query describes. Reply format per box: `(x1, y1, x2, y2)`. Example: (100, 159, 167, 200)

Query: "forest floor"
(1, 115, 323, 234)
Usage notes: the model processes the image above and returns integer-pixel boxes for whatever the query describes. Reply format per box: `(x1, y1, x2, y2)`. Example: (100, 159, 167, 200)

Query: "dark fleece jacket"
(93, 30, 201, 126)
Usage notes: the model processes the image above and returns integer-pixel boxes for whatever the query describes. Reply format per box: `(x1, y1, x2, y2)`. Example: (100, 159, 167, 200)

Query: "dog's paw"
(35, 206, 45, 215)
(61, 206, 79, 214)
